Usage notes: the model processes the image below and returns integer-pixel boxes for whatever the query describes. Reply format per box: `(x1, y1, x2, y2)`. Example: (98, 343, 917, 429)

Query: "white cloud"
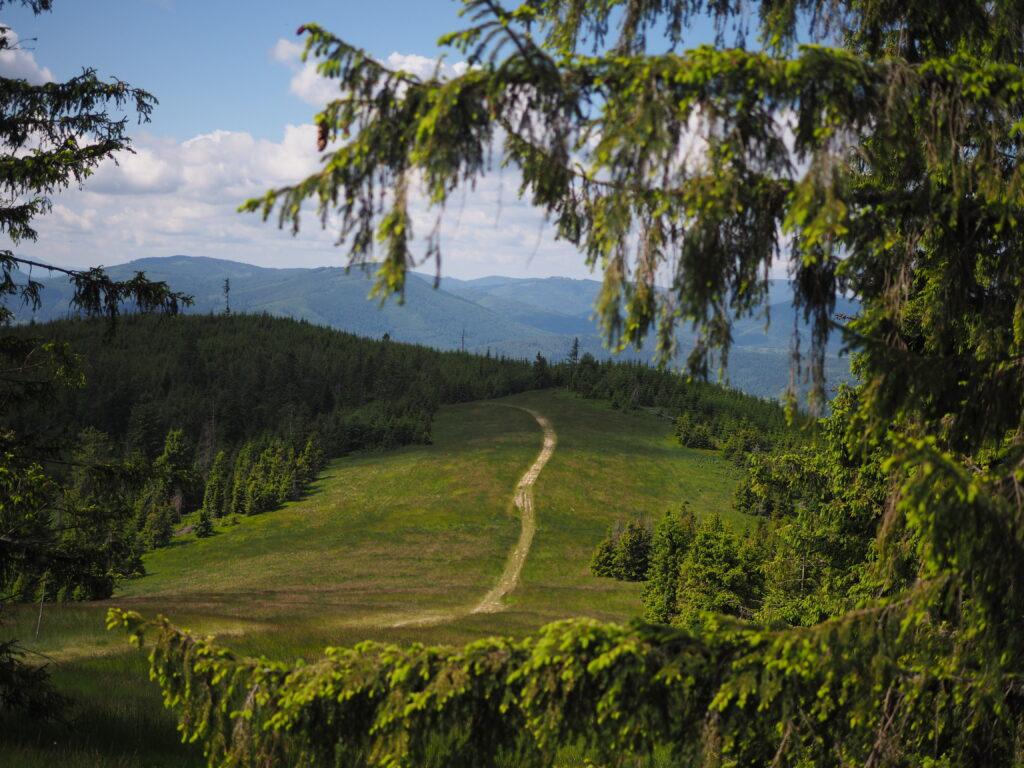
(384, 52, 464, 80)
(89, 144, 182, 195)
(270, 38, 303, 63)
(271, 39, 469, 107)
(288, 62, 340, 106)
(0, 25, 53, 84)
(8, 39, 597, 282)
(17, 120, 594, 281)
(271, 36, 339, 107)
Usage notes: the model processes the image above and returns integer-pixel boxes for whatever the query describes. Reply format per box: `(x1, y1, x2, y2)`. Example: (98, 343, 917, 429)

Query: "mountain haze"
(9, 255, 852, 399)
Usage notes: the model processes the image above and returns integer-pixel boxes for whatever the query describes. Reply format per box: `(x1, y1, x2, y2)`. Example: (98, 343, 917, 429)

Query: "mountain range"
(8, 255, 854, 399)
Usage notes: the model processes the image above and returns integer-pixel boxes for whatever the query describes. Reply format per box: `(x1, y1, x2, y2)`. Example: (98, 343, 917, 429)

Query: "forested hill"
(2, 311, 789, 604)
(8, 313, 789, 463)
(8, 255, 853, 399)
(7, 313, 544, 461)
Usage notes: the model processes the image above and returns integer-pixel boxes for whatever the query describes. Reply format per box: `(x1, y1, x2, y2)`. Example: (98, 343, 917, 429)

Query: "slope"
(3, 389, 747, 767)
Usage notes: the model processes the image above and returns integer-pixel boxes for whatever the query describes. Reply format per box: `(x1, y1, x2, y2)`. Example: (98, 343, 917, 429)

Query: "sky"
(0, 0, 725, 280)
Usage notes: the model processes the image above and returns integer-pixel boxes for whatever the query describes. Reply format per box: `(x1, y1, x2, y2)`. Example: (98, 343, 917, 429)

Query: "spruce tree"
(588, 529, 618, 578)
(228, 443, 254, 516)
(674, 513, 750, 626)
(201, 450, 228, 518)
(141, 505, 174, 549)
(611, 519, 653, 582)
(153, 428, 194, 518)
(642, 505, 697, 623)
(194, 507, 213, 539)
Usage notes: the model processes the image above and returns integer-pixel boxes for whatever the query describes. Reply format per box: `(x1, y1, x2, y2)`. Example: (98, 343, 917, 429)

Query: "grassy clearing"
(2, 390, 745, 766)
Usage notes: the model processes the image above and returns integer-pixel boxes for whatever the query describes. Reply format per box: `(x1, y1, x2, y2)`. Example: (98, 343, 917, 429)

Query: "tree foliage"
(589, 518, 652, 581)
(641, 505, 696, 624)
(0, 0, 192, 720)
(6, 314, 547, 457)
(110, 0, 1024, 763)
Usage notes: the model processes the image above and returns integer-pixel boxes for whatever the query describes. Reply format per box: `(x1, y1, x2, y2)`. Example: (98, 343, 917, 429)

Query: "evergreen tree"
(531, 351, 551, 388)
(589, 530, 618, 578)
(276, 446, 297, 503)
(642, 505, 697, 624)
(674, 414, 716, 450)
(153, 428, 192, 517)
(567, 336, 579, 366)
(202, 450, 228, 518)
(611, 519, 652, 582)
(589, 518, 653, 581)
(228, 443, 255, 516)
(194, 507, 213, 539)
(141, 505, 175, 549)
(674, 514, 751, 627)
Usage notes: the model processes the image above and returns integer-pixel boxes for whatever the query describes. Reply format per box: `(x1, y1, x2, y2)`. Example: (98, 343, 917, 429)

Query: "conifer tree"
(674, 513, 751, 626)
(227, 443, 255, 516)
(141, 504, 174, 549)
(153, 428, 192, 516)
(642, 505, 697, 624)
(276, 445, 297, 503)
(611, 519, 652, 582)
(588, 529, 618, 578)
(201, 450, 228, 518)
(194, 507, 213, 539)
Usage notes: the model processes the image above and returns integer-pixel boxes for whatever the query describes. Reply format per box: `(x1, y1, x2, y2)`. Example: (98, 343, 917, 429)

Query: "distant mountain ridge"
(7, 255, 853, 399)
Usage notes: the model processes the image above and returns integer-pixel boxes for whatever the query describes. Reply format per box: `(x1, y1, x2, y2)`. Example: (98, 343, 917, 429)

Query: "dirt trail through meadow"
(390, 406, 556, 628)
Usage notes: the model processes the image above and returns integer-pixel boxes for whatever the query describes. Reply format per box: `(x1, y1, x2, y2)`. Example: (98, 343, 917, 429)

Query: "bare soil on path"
(391, 405, 556, 627)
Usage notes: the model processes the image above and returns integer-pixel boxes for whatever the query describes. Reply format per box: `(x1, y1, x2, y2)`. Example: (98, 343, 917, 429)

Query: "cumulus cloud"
(0, 25, 53, 84)
(271, 36, 337, 106)
(89, 144, 183, 195)
(10, 38, 611, 282)
(17, 119, 596, 280)
(271, 39, 468, 107)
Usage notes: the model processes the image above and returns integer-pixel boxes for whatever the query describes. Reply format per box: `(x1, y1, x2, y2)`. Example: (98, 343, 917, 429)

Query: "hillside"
(9, 255, 853, 399)
(5, 313, 549, 459)
(4, 389, 747, 766)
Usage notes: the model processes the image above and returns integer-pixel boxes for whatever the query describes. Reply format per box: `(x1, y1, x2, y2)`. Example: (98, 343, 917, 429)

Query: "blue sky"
(1, 1, 738, 280)
(4, 0, 470, 140)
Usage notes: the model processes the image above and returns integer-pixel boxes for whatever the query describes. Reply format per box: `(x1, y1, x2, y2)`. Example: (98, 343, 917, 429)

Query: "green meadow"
(2, 390, 745, 767)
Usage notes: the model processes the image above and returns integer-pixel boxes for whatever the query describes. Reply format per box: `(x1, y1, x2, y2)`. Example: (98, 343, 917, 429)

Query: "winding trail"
(471, 407, 556, 614)
(391, 405, 556, 627)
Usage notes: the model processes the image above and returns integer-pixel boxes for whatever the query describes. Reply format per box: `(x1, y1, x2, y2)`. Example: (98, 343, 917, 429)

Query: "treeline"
(8, 313, 545, 459)
(589, 385, 887, 629)
(562, 348, 794, 469)
(9, 318, 791, 467)
(4, 425, 329, 603)
(564, 350, 791, 441)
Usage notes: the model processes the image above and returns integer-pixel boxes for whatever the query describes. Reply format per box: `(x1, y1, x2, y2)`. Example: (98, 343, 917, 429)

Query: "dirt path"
(391, 406, 556, 627)
(471, 407, 556, 614)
